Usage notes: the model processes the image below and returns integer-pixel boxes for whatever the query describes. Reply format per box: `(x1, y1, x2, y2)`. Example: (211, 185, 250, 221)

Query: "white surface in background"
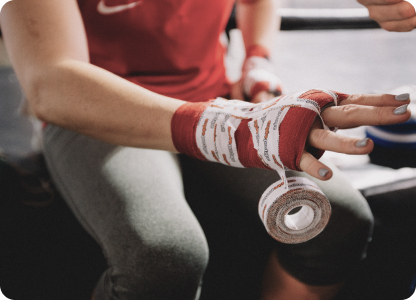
(0, 287, 11, 300)
(407, 0, 416, 9)
(407, 288, 416, 299)
(0, 0, 11, 11)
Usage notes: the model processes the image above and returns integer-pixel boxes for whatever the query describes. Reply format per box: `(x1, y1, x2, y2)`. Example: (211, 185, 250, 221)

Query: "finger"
(230, 80, 244, 101)
(299, 151, 333, 181)
(367, 1, 415, 22)
(378, 15, 416, 31)
(251, 91, 275, 103)
(321, 104, 411, 129)
(339, 93, 410, 107)
(307, 128, 374, 154)
(358, 0, 403, 6)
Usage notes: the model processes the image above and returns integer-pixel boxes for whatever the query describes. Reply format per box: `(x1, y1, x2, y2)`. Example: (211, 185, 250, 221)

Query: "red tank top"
(77, 0, 234, 102)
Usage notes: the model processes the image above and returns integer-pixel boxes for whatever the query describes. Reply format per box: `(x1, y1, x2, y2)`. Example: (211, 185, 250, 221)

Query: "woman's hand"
(231, 81, 277, 103)
(358, 0, 416, 31)
(302, 93, 411, 179)
(171, 90, 411, 181)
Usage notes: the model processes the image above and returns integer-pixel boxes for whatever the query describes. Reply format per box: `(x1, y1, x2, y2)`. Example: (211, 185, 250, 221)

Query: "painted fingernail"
(395, 93, 410, 101)
(319, 168, 329, 178)
(393, 104, 409, 115)
(356, 138, 370, 148)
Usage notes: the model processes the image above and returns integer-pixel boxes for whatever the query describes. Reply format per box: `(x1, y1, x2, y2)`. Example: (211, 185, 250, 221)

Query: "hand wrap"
(171, 89, 348, 242)
(242, 45, 284, 99)
(172, 89, 346, 177)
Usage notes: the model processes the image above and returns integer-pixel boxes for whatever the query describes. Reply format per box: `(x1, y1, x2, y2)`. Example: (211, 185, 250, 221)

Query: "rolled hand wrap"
(171, 89, 348, 243)
(242, 44, 284, 99)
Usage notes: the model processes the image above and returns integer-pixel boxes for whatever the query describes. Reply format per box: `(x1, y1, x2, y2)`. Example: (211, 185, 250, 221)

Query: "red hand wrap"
(171, 101, 209, 161)
(246, 44, 270, 59)
(171, 90, 348, 171)
(243, 45, 282, 99)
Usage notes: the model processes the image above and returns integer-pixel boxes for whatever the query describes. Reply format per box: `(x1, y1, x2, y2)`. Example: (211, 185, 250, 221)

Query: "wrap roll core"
(259, 176, 331, 244)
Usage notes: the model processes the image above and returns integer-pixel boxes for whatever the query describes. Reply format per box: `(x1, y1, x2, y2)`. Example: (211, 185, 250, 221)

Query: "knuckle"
(310, 128, 329, 143)
(374, 107, 385, 125)
(339, 104, 359, 116)
(398, 1, 415, 19)
(337, 104, 360, 126)
(345, 94, 363, 104)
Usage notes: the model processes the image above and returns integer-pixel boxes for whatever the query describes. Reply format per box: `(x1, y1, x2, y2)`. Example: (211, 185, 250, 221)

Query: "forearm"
(30, 59, 184, 152)
(1, 0, 184, 152)
(236, 0, 279, 52)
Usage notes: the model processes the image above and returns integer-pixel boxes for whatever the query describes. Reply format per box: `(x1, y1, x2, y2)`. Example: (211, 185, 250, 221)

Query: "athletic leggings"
(42, 124, 374, 300)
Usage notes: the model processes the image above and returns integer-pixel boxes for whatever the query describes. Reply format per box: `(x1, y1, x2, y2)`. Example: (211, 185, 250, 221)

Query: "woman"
(0, 0, 411, 299)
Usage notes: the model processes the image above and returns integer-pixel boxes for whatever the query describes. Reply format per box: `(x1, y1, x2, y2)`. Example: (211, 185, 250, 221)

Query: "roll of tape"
(258, 176, 331, 244)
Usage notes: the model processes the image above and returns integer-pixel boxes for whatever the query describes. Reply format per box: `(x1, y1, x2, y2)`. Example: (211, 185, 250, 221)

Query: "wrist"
(171, 98, 270, 169)
(246, 44, 270, 59)
(171, 101, 210, 160)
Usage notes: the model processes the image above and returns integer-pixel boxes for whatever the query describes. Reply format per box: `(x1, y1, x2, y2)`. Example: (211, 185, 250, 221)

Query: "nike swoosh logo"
(97, 0, 142, 15)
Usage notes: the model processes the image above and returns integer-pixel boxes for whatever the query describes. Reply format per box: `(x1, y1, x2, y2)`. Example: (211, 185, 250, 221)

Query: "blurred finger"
(340, 93, 410, 107)
(321, 104, 411, 129)
(367, 1, 415, 22)
(307, 128, 374, 154)
(299, 151, 332, 180)
(358, 0, 403, 5)
(378, 15, 416, 31)
(230, 80, 244, 101)
(251, 90, 275, 103)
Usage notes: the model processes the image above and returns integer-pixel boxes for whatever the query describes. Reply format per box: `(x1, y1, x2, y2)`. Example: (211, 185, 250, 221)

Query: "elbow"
(22, 67, 54, 123)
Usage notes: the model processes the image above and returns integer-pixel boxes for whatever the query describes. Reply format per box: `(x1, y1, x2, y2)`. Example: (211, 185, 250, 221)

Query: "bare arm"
(0, 0, 184, 151)
(236, 0, 279, 53)
(235, 0, 281, 103)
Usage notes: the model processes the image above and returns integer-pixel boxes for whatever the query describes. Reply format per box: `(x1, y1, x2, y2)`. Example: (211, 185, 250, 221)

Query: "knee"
(103, 228, 209, 299)
(330, 197, 374, 262)
(275, 196, 374, 286)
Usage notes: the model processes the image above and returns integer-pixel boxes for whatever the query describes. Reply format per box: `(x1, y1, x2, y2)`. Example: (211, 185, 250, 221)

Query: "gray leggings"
(42, 125, 374, 300)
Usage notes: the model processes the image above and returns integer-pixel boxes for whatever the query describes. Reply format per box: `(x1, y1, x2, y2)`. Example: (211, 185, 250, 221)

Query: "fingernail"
(395, 93, 410, 101)
(319, 168, 329, 178)
(356, 138, 370, 148)
(393, 104, 409, 115)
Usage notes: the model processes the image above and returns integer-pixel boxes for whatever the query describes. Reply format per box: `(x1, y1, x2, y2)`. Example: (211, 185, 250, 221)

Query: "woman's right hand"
(301, 92, 410, 179)
(358, 0, 416, 31)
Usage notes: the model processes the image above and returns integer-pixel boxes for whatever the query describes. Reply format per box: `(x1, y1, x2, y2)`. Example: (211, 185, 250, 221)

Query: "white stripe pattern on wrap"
(195, 98, 254, 167)
(195, 89, 337, 171)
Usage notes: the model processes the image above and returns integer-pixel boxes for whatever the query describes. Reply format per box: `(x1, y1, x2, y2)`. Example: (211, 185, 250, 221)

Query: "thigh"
(42, 125, 208, 298)
(180, 155, 278, 300)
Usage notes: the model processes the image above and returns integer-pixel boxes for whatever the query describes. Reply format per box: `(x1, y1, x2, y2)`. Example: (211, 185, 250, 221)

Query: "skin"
(357, 0, 416, 31)
(0, 1, 412, 299)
